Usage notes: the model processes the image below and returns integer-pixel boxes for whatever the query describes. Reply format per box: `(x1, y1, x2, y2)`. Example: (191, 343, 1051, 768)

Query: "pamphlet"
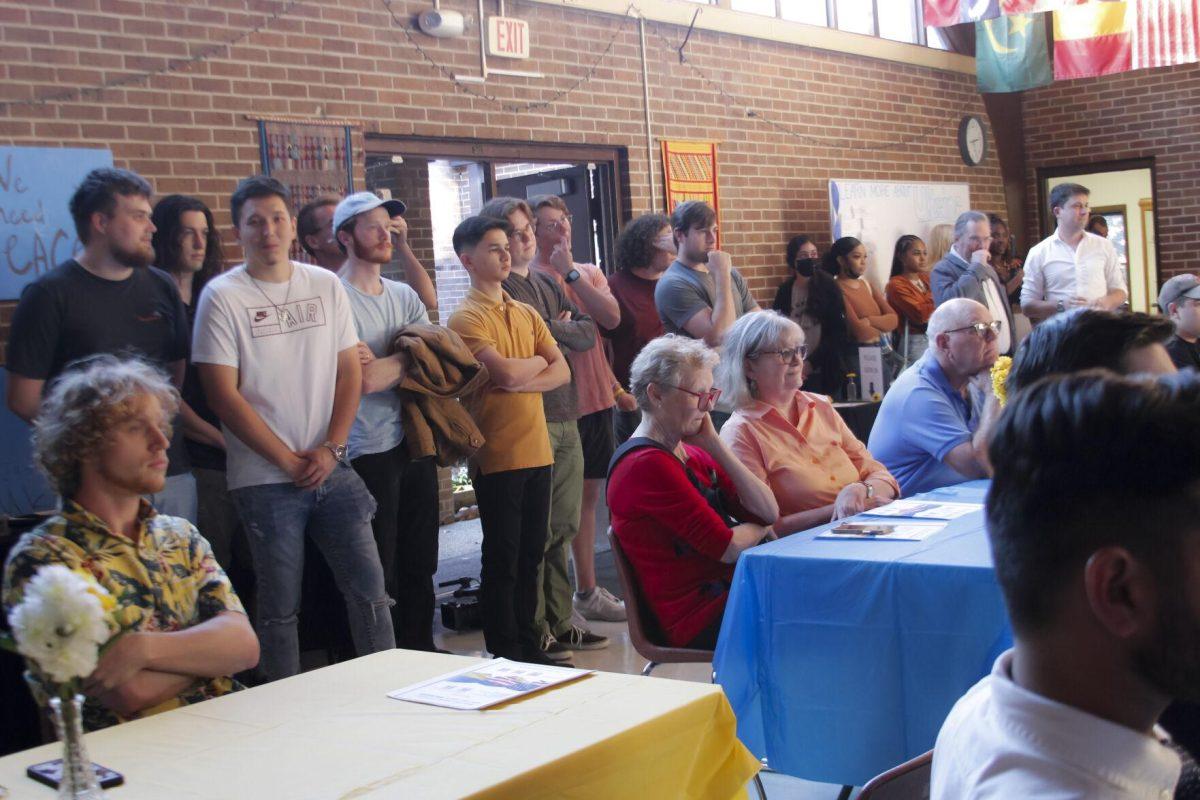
(388, 658, 593, 710)
(861, 499, 981, 520)
(816, 521, 946, 541)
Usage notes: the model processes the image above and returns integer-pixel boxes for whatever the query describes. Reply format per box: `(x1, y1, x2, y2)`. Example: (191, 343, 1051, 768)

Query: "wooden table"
(0, 650, 759, 799)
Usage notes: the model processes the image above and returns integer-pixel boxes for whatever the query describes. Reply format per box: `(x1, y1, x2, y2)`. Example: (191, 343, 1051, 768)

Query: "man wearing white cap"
(334, 191, 440, 650)
(1159, 274, 1200, 372)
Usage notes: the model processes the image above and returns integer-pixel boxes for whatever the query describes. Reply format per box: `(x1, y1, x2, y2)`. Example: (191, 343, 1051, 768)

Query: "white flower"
(8, 565, 113, 684)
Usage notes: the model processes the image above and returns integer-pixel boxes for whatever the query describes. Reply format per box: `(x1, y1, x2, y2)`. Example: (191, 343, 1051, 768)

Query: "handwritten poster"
(0, 146, 114, 300)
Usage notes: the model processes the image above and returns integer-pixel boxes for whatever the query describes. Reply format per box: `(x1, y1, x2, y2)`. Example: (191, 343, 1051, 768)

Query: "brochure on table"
(862, 499, 982, 520)
(389, 658, 593, 710)
(817, 521, 946, 541)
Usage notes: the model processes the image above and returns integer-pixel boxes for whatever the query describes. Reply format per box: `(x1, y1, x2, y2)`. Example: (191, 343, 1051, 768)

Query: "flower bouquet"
(991, 356, 1013, 408)
(2, 564, 116, 799)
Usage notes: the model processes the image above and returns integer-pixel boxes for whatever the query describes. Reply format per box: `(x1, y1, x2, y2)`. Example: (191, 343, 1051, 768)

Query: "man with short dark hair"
(932, 370, 1199, 797)
(296, 196, 344, 272)
(447, 215, 570, 665)
(1008, 308, 1176, 393)
(1021, 182, 1127, 323)
(1158, 274, 1200, 372)
(5, 167, 198, 521)
(930, 209, 1014, 356)
(334, 191, 439, 651)
(655, 200, 757, 347)
(193, 175, 394, 681)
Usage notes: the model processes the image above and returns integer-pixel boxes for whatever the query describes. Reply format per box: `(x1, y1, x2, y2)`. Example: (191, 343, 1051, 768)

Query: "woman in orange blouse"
(717, 311, 899, 535)
(885, 234, 933, 366)
(825, 236, 900, 392)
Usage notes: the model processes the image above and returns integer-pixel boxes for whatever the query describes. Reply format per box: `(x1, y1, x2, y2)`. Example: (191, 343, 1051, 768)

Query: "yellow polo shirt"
(448, 287, 554, 475)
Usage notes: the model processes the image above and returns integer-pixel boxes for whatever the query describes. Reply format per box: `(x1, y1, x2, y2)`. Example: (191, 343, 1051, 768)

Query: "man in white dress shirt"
(1021, 182, 1127, 323)
(932, 370, 1200, 798)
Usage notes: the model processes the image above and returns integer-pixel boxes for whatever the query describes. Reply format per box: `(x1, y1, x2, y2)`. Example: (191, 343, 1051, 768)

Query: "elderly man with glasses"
(930, 210, 1015, 356)
(868, 298, 1002, 496)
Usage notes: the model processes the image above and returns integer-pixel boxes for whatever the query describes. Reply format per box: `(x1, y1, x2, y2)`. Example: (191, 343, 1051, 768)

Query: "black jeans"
(351, 444, 440, 651)
(472, 465, 552, 660)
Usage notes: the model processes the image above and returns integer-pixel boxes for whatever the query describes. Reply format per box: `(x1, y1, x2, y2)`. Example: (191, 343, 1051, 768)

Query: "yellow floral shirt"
(2, 500, 246, 730)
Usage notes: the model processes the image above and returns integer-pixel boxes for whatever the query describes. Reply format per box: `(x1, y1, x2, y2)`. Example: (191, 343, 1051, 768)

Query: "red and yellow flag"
(1053, 1, 1133, 79)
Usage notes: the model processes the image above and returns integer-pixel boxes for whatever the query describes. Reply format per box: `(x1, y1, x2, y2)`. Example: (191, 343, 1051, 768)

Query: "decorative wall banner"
(0, 146, 113, 300)
(661, 139, 720, 246)
(257, 119, 354, 210)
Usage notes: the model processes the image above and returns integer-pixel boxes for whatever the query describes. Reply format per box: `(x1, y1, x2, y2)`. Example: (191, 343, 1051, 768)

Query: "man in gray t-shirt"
(335, 192, 439, 651)
(654, 200, 757, 346)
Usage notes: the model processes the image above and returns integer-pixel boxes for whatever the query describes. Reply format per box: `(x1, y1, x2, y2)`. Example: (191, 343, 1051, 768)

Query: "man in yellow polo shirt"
(448, 216, 570, 665)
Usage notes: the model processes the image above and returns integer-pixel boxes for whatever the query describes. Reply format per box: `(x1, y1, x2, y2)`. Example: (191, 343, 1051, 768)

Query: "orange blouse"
(885, 275, 935, 333)
(837, 277, 898, 343)
(720, 391, 899, 517)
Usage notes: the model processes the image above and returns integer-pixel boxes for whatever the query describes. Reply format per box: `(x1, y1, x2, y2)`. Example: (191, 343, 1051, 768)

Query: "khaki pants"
(535, 420, 584, 640)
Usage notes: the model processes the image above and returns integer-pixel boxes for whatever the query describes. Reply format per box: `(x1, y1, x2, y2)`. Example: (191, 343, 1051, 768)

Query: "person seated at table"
(885, 234, 934, 366)
(932, 370, 1199, 798)
(1008, 308, 1176, 394)
(607, 335, 778, 649)
(2, 355, 259, 731)
(716, 311, 899, 536)
(771, 234, 853, 398)
(867, 299, 1000, 496)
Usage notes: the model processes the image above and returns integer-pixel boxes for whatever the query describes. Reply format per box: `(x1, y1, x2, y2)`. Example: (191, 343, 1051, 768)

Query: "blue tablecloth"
(713, 481, 1012, 787)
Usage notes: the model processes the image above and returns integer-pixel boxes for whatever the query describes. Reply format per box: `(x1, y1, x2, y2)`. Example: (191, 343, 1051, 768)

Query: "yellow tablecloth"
(0, 650, 759, 799)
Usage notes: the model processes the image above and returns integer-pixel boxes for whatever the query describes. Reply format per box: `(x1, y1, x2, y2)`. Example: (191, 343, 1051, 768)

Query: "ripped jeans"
(232, 463, 395, 680)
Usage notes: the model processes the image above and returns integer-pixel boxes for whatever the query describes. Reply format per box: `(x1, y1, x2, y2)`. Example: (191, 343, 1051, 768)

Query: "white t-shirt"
(932, 649, 1180, 799)
(341, 275, 429, 459)
(192, 262, 358, 490)
(1021, 231, 1127, 312)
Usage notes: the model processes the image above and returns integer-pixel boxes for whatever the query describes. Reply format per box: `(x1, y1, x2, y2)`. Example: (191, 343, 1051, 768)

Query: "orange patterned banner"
(661, 140, 720, 245)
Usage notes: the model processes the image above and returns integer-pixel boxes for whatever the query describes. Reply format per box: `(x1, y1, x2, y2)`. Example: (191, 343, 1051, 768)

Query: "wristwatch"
(1056, 299, 1065, 313)
(861, 481, 875, 499)
(322, 441, 348, 465)
(565, 268, 581, 284)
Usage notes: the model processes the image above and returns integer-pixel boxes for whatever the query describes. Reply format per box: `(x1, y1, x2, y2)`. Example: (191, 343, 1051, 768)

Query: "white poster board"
(828, 179, 970, 290)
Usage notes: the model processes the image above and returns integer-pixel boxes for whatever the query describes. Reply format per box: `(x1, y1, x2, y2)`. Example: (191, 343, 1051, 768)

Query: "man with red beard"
(333, 192, 439, 650)
(6, 168, 196, 520)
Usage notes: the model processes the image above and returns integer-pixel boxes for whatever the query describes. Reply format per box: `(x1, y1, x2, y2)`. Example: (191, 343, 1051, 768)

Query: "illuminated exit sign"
(487, 16, 529, 59)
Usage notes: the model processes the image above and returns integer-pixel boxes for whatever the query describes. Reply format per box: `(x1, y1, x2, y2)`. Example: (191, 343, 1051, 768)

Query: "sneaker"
(557, 625, 609, 651)
(573, 586, 627, 622)
(540, 633, 574, 662)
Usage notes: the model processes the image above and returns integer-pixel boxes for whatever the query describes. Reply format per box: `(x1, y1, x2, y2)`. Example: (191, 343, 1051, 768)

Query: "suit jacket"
(387, 323, 489, 466)
(930, 252, 1016, 355)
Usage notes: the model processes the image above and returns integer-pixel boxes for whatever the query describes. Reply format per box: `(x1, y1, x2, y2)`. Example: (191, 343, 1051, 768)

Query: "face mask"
(794, 257, 817, 277)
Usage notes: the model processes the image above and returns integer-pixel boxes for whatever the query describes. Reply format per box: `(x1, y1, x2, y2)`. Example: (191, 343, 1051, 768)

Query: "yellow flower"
(991, 356, 1013, 407)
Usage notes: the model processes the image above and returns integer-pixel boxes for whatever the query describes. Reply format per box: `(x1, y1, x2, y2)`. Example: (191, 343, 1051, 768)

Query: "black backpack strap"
(607, 436, 674, 480)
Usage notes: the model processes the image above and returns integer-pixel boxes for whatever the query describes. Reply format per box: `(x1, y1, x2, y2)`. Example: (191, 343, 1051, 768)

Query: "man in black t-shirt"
(1158, 275, 1200, 372)
(5, 167, 196, 520)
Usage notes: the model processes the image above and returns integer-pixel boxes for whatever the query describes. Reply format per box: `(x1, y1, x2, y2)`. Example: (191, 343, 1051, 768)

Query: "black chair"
(857, 750, 933, 800)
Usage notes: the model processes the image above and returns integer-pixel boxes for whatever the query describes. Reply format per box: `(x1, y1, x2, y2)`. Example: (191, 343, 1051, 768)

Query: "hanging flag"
(1053, 1, 1133, 79)
(977, 13, 1055, 91)
(925, 0, 1087, 27)
(1131, 0, 1200, 69)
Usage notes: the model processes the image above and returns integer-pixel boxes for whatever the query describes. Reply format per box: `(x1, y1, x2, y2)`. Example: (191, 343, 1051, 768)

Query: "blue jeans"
(146, 472, 198, 524)
(231, 464, 395, 680)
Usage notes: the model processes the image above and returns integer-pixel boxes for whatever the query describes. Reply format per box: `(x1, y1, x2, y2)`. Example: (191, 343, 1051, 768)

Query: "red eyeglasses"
(669, 385, 722, 411)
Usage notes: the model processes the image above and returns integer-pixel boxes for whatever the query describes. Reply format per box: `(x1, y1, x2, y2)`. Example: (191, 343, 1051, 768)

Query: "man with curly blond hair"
(2, 355, 259, 731)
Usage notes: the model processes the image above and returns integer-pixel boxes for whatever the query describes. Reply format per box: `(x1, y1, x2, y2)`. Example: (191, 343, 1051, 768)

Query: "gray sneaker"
(557, 625, 609, 651)
(573, 586, 627, 622)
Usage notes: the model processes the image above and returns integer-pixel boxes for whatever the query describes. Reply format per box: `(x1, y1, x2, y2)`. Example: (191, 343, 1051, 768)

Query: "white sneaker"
(573, 586, 627, 622)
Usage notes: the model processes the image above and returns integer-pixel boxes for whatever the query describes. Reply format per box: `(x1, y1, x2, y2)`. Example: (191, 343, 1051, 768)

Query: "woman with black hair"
(885, 234, 933, 366)
(988, 213, 1024, 306)
(827, 236, 901, 393)
(771, 235, 854, 398)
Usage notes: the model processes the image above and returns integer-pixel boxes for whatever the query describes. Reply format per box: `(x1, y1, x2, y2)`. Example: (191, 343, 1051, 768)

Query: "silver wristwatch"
(322, 441, 348, 465)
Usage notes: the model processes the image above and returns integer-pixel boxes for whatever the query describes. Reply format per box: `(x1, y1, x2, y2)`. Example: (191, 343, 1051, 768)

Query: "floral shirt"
(2, 500, 246, 730)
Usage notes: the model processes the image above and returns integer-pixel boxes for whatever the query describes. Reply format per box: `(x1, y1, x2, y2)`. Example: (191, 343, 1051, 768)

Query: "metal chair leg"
(835, 785, 854, 800)
(641, 661, 659, 676)
(751, 772, 768, 799)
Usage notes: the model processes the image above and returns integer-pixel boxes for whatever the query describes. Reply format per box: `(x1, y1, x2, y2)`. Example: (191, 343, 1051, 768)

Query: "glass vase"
(47, 694, 107, 800)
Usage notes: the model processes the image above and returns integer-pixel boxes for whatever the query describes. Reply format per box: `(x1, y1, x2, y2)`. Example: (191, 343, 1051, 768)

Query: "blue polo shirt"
(867, 354, 978, 496)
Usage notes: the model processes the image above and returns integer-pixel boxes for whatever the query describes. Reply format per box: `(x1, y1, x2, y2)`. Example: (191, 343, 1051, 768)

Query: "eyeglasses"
(668, 385, 721, 411)
(750, 345, 808, 364)
(511, 225, 535, 242)
(542, 214, 572, 231)
(946, 320, 1004, 339)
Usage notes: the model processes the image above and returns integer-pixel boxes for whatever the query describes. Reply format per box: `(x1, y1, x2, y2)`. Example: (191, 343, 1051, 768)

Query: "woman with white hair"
(717, 311, 899, 535)
(607, 335, 778, 649)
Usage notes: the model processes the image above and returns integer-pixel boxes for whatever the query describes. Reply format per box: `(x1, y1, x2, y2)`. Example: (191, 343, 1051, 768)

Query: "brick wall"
(0, 0, 1007, 345)
(1021, 64, 1200, 282)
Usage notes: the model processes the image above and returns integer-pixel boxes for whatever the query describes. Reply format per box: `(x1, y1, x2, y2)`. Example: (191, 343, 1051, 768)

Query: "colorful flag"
(1053, 1, 1133, 79)
(925, 0, 1087, 27)
(977, 13, 1055, 92)
(1131, 0, 1200, 69)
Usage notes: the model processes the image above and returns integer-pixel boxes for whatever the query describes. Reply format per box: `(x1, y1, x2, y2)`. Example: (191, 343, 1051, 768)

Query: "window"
(779, 0, 827, 25)
(709, 0, 944, 50)
(835, 0, 875, 35)
(733, 0, 778, 16)
(878, 3, 918, 43)
(925, 26, 950, 50)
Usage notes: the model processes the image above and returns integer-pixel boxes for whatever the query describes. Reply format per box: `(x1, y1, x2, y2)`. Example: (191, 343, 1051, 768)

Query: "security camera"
(417, 8, 466, 38)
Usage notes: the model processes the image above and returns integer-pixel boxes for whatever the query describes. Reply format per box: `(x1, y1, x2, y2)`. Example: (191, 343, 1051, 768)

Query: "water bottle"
(845, 372, 860, 402)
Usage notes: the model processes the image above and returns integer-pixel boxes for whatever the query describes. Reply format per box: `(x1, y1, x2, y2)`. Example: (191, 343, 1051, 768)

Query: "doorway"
(1037, 158, 1159, 313)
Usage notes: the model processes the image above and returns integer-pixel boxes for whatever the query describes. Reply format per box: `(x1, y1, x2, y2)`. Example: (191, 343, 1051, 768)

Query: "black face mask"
(794, 257, 818, 277)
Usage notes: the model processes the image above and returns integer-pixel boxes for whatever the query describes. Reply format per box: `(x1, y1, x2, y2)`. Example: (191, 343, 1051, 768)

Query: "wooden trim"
(364, 134, 624, 165)
(1034, 157, 1157, 239)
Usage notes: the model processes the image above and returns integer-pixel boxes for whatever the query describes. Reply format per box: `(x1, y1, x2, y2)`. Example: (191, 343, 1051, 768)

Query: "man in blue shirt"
(868, 298, 999, 496)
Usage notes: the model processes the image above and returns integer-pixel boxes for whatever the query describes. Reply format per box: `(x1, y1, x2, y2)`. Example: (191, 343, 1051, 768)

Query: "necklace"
(248, 264, 296, 326)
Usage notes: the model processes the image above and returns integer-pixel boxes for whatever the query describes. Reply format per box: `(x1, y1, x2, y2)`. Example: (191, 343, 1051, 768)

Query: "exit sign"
(487, 16, 529, 59)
